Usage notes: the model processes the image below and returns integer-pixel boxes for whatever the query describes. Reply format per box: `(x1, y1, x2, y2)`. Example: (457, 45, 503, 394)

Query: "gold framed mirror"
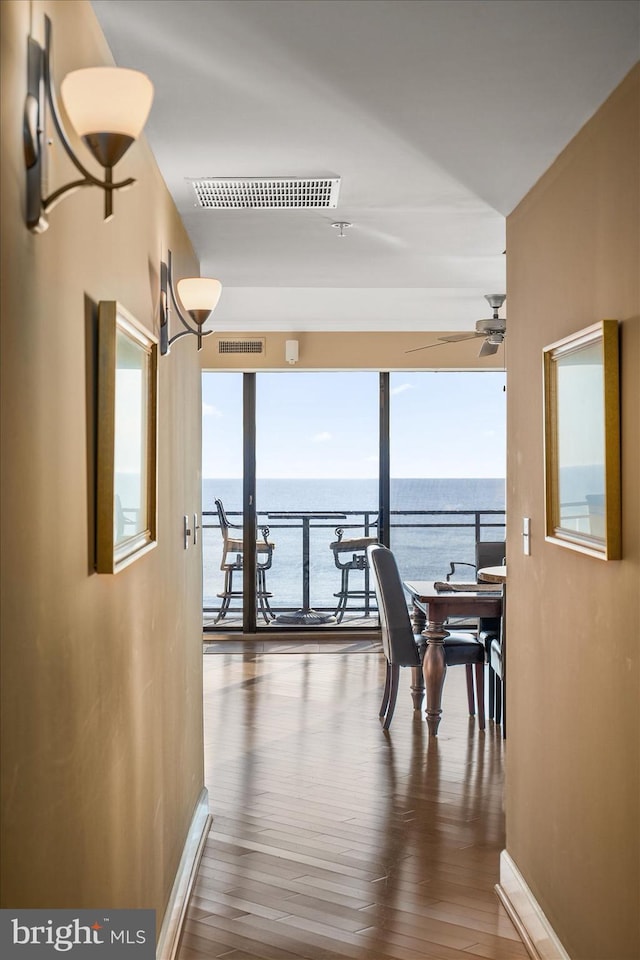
(543, 319, 620, 560)
(96, 301, 158, 573)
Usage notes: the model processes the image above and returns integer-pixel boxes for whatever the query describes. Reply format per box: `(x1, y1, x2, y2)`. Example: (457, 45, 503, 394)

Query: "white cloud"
(313, 431, 332, 443)
(390, 383, 415, 396)
(203, 402, 223, 418)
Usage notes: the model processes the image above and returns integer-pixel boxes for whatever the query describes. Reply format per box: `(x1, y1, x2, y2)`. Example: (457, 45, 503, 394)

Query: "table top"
(477, 565, 507, 583)
(267, 512, 347, 520)
(405, 580, 502, 599)
(404, 580, 503, 616)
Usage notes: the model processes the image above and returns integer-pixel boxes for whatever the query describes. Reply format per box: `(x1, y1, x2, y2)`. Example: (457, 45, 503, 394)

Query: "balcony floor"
(204, 611, 380, 633)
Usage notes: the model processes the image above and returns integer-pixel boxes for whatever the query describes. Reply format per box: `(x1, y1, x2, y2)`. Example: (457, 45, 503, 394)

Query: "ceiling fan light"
(61, 67, 154, 141)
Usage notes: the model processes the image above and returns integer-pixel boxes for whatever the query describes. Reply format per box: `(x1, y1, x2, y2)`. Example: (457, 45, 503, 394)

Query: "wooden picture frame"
(543, 319, 620, 560)
(96, 301, 158, 573)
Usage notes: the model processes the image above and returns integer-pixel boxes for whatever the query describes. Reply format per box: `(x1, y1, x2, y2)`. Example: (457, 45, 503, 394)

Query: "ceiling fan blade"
(439, 332, 483, 343)
(405, 333, 480, 354)
(479, 339, 500, 357)
(405, 342, 444, 354)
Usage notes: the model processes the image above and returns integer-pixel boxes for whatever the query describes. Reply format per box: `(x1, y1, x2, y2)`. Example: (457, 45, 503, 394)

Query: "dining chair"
(490, 633, 504, 726)
(367, 544, 486, 730)
(214, 499, 275, 623)
(446, 539, 506, 582)
(482, 586, 507, 737)
(446, 538, 505, 685)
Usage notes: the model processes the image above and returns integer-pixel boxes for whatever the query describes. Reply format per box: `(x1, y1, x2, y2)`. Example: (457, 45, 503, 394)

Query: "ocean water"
(201, 477, 505, 616)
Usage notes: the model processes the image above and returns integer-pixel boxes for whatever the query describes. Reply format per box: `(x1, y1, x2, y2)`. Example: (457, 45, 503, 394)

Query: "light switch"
(522, 517, 531, 555)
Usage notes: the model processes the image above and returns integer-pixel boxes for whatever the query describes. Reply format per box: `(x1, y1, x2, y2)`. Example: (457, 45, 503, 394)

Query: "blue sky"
(202, 371, 506, 479)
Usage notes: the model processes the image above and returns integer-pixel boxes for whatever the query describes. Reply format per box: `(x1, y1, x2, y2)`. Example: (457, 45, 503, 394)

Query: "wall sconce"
(160, 250, 222, 356)
(24, 15, 154, 233)
(285, 340, 299, 365)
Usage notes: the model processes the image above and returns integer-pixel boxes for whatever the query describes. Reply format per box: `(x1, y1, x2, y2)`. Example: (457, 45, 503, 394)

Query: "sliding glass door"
(389, 371, 506, 582)
(255, 372, 379, 626)
(202, 371, 379, 630)
(202, 370, 505, 632)
(202, 373, 244, 628)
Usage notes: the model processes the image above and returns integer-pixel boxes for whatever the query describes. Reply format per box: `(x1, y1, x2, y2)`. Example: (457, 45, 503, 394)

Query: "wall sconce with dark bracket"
(24, 15, 154, 233)
(160, 250, 222, 356)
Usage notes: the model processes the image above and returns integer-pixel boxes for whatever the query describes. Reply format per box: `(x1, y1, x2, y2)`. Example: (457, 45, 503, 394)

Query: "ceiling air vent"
(218, 339, 265, 355)
(189, 177, 341, 209)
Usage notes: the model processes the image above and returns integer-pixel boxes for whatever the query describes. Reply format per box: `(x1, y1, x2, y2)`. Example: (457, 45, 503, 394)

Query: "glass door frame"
(379, 372, 391, 549)
(242, 373, 262, 633)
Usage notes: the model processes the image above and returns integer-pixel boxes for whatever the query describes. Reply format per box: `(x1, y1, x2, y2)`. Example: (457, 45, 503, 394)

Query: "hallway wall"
(0, 0, 204, 935)
(505, 65, 640, 959)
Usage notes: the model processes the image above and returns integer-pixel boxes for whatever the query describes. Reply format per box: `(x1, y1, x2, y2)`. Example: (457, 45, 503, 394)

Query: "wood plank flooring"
(177, 649, 526, 960)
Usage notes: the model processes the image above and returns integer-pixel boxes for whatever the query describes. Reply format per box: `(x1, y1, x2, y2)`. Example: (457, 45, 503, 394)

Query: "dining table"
(267, 511, 347, 624)
(477, 564, 507, 584)
(403, 579, 504, 736)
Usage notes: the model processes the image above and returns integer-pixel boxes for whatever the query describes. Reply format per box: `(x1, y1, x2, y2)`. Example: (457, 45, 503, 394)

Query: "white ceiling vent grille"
(190, 177, 340, 209)
(218, 339, 265, 355)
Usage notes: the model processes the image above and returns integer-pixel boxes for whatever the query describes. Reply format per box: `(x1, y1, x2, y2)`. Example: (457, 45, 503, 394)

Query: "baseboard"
(156, 788, 212, 960)
(496, 850, 571, 960)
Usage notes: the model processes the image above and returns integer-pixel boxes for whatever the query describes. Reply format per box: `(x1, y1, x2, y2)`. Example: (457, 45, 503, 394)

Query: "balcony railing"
(202, 507, 506, 627)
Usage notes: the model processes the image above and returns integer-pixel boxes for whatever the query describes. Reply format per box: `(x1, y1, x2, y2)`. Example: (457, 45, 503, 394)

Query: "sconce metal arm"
(25, 16, 136, 231)
(160, 251, 213, 356)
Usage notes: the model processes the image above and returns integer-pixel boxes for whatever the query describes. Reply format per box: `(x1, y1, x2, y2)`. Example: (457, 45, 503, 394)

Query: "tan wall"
(200, 329, 505, 370)
(0, 0, 204, 933)
(505, 66, 639, 959)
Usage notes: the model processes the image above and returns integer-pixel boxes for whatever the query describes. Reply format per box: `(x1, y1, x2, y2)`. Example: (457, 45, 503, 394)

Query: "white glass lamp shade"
(177, 277, 222, 326)
(60, 67, 154, 140)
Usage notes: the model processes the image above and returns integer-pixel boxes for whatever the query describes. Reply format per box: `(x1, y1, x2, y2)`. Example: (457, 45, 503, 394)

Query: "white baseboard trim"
(156, 788, 212, 960)
(496, 850, 571, 960)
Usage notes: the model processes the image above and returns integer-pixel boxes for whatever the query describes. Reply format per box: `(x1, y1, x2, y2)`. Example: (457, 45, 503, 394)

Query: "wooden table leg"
(422, 618, 449, 736)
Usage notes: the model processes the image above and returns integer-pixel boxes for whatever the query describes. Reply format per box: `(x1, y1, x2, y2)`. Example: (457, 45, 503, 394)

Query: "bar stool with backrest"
(214, 498, 275, 623)
(329, 523, 379, 623)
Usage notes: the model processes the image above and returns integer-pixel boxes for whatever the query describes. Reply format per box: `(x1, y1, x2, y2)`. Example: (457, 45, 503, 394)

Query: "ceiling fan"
(406, 294, 507, 357)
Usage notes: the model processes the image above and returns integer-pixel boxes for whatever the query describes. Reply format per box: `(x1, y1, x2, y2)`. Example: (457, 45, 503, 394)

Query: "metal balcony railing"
(202, 507, 506, 627)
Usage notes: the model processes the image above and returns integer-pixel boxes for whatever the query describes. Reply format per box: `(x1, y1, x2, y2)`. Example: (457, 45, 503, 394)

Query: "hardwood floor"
(177, 648, 526, 960)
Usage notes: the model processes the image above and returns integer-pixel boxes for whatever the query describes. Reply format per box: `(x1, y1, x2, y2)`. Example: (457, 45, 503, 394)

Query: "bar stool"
(214, 499, 275, 623)
(329, 527, 378, 622)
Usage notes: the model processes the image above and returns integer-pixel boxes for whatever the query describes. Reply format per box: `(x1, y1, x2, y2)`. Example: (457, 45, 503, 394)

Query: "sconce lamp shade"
(61, 67, 154, 166)
(176, 277, 222, 326)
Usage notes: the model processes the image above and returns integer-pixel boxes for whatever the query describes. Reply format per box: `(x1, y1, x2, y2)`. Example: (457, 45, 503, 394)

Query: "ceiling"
(92, 0, 639, 335)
